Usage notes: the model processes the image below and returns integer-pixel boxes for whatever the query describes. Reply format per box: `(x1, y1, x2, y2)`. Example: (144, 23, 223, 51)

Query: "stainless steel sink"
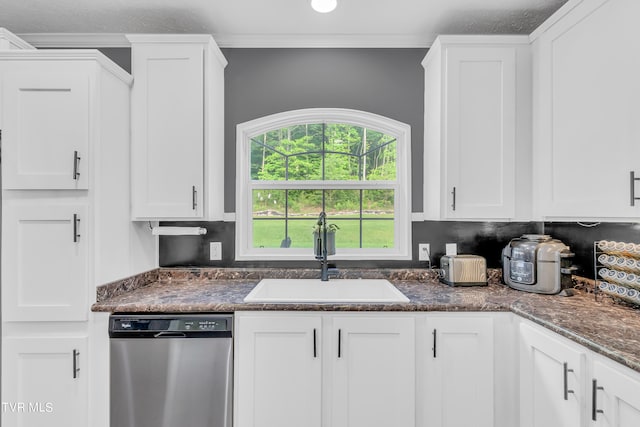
(243, 278, 410, 303)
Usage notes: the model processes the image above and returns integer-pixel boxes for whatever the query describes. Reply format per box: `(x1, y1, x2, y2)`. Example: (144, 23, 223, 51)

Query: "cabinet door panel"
(425, 316, 494, 427)
(332, 316, 415, 427)
(446, 47, 516, 219)
(2, 72, 89, 189)
(2, 336, 88, 427)
(131, 43, 204, 218)
(593, 358, 640, 427)
(519, 322, 584, 427)
(534, 0, 640, 218)
(2, 202, 89, 321)
(234, 315, 322, 427)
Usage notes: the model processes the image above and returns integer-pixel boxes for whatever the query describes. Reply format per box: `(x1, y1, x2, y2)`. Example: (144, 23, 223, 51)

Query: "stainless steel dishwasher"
(109, 314, 233, 427)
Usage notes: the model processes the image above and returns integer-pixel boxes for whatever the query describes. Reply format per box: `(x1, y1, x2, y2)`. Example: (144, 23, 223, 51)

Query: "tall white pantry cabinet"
(0, 41, 155, 426)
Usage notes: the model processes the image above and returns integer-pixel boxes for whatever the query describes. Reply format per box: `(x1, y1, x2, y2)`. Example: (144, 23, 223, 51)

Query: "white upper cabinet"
(423, 36, 532, 221)
(531, 0, 640, 220)
(128, 35, 227, 220)
(1, 65, 90, 189)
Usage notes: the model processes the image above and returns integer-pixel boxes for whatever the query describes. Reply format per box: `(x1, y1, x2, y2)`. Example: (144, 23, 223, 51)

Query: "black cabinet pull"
(72, 349, 80, 379)
(192, 186, 198, 210)
(630, 171, 640, 206)
(73, 151, 81, 180)
(563, 362, 574, 400)
(451, 187, 456, 211)
(432, 329, 437, 358)
(313, 328, 317, 358)
(73, 214, 80, 243)
(592, 379, 604, 421)
(338, 329, 342, 358)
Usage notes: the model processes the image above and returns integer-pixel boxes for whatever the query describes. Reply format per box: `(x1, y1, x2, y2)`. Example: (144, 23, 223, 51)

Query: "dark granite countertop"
(92, 268, 640, 374)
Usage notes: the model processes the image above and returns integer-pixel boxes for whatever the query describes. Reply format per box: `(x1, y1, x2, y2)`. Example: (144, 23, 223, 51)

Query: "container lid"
(521, 234, 552, 241)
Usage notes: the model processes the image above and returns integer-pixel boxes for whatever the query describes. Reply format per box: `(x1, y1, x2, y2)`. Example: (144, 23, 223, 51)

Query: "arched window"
(236, 108, 411, 260)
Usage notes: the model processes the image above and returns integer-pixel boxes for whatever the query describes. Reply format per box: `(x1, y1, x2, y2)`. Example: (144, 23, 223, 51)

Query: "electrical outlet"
(209, 242, 222, 260)
(445, 243, 458, 256)
(418, 243, 431, 261)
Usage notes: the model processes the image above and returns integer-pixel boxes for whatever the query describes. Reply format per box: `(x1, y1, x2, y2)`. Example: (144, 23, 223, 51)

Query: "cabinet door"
(2, 202, 89, 321)
(130, 43, 204, 219)
(234, 314, 322, 427)
(332, 316, 415, 427)
(592, 357, 640, 427)
(424, 315, 494, 427)
(445, 46, 516, 219)
(533, 0, 640, 218)
(2, 71, 89, 189)
(520, 322, 585, 427)
(2, 336, 88, 427)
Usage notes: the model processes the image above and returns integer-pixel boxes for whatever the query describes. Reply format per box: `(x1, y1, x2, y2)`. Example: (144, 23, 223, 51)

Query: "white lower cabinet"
(234, 314, 322, 427)
(423, 315, 495, 427)
(2, 335, 88, 427)
(332, 316, 415, 427)
(519, 319, 640, 427)
(519, 321, 586, 427)
(592, 356, 640, 427)
(234, 312, 416, 427)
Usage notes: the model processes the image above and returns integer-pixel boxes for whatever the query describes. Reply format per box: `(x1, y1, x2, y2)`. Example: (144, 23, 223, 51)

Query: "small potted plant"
(313, 223, 339, 256)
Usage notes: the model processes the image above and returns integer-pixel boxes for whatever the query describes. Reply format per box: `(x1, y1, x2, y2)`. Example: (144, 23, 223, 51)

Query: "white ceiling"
(0, 0, 570, 47)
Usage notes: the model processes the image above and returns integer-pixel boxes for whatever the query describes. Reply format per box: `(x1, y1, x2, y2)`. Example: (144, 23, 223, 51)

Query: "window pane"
(324, 152, 359, 180)
(251, 138, 287, 180)
(253, 219, 285, 248)
(362, 220, 395, 248)
(364, 140, 397, 181)
(328, 219, 360, 249)
(363, 189, 394, 213)
(253, 189, 286, 216)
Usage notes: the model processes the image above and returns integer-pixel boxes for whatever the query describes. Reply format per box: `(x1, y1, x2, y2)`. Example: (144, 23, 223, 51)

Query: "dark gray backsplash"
(543, 222, 640, 278)
(159, 220, 542, 269)
(159, 220, 640, 279)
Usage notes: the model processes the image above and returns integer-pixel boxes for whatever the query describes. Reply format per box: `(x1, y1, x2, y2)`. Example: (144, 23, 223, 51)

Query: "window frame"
(235, 108, 411, 261)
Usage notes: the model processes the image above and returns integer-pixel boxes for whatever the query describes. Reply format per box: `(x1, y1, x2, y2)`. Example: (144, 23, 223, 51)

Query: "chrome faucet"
(315, 211, 330, 281)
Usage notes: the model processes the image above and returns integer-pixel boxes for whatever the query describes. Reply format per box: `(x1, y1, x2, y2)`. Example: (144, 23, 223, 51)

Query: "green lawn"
(253, 215, 394, 249)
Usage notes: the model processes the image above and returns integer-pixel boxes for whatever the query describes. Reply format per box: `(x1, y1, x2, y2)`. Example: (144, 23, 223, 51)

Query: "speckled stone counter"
(92, 268, 640, 373)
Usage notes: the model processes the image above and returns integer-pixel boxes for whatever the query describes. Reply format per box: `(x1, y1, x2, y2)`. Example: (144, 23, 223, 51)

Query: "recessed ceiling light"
(311, 0, 337, 13)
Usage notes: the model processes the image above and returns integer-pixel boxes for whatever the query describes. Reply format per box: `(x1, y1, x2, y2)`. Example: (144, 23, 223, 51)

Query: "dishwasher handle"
(153, 331, 187, 338)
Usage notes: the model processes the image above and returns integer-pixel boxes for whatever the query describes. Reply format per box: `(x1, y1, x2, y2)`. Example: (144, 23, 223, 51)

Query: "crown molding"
(18, 32, 434, 49)
(214, 33, 434, 48)
(0, 49, 133, 84)
(18, 32, 130, 48)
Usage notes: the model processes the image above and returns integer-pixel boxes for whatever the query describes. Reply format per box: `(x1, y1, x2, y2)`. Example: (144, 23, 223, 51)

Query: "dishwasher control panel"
(109, 314, 233, 338)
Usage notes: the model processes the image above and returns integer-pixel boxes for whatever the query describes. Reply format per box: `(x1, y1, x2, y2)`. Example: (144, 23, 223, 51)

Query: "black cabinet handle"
(338, 329, 342, 358)
(72, 349, 80, 379)
(592, 379, 604, 421)
(73, 151, 81, 180)
(630, 171, 640, 206)
(313, 328, 317, 358)
(192, 186, 198, 210)
(73, 214, 80, 243)
(451, 187, 457, 211)
(432, 329, 437, 358)
(563, 362, 574, 400)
